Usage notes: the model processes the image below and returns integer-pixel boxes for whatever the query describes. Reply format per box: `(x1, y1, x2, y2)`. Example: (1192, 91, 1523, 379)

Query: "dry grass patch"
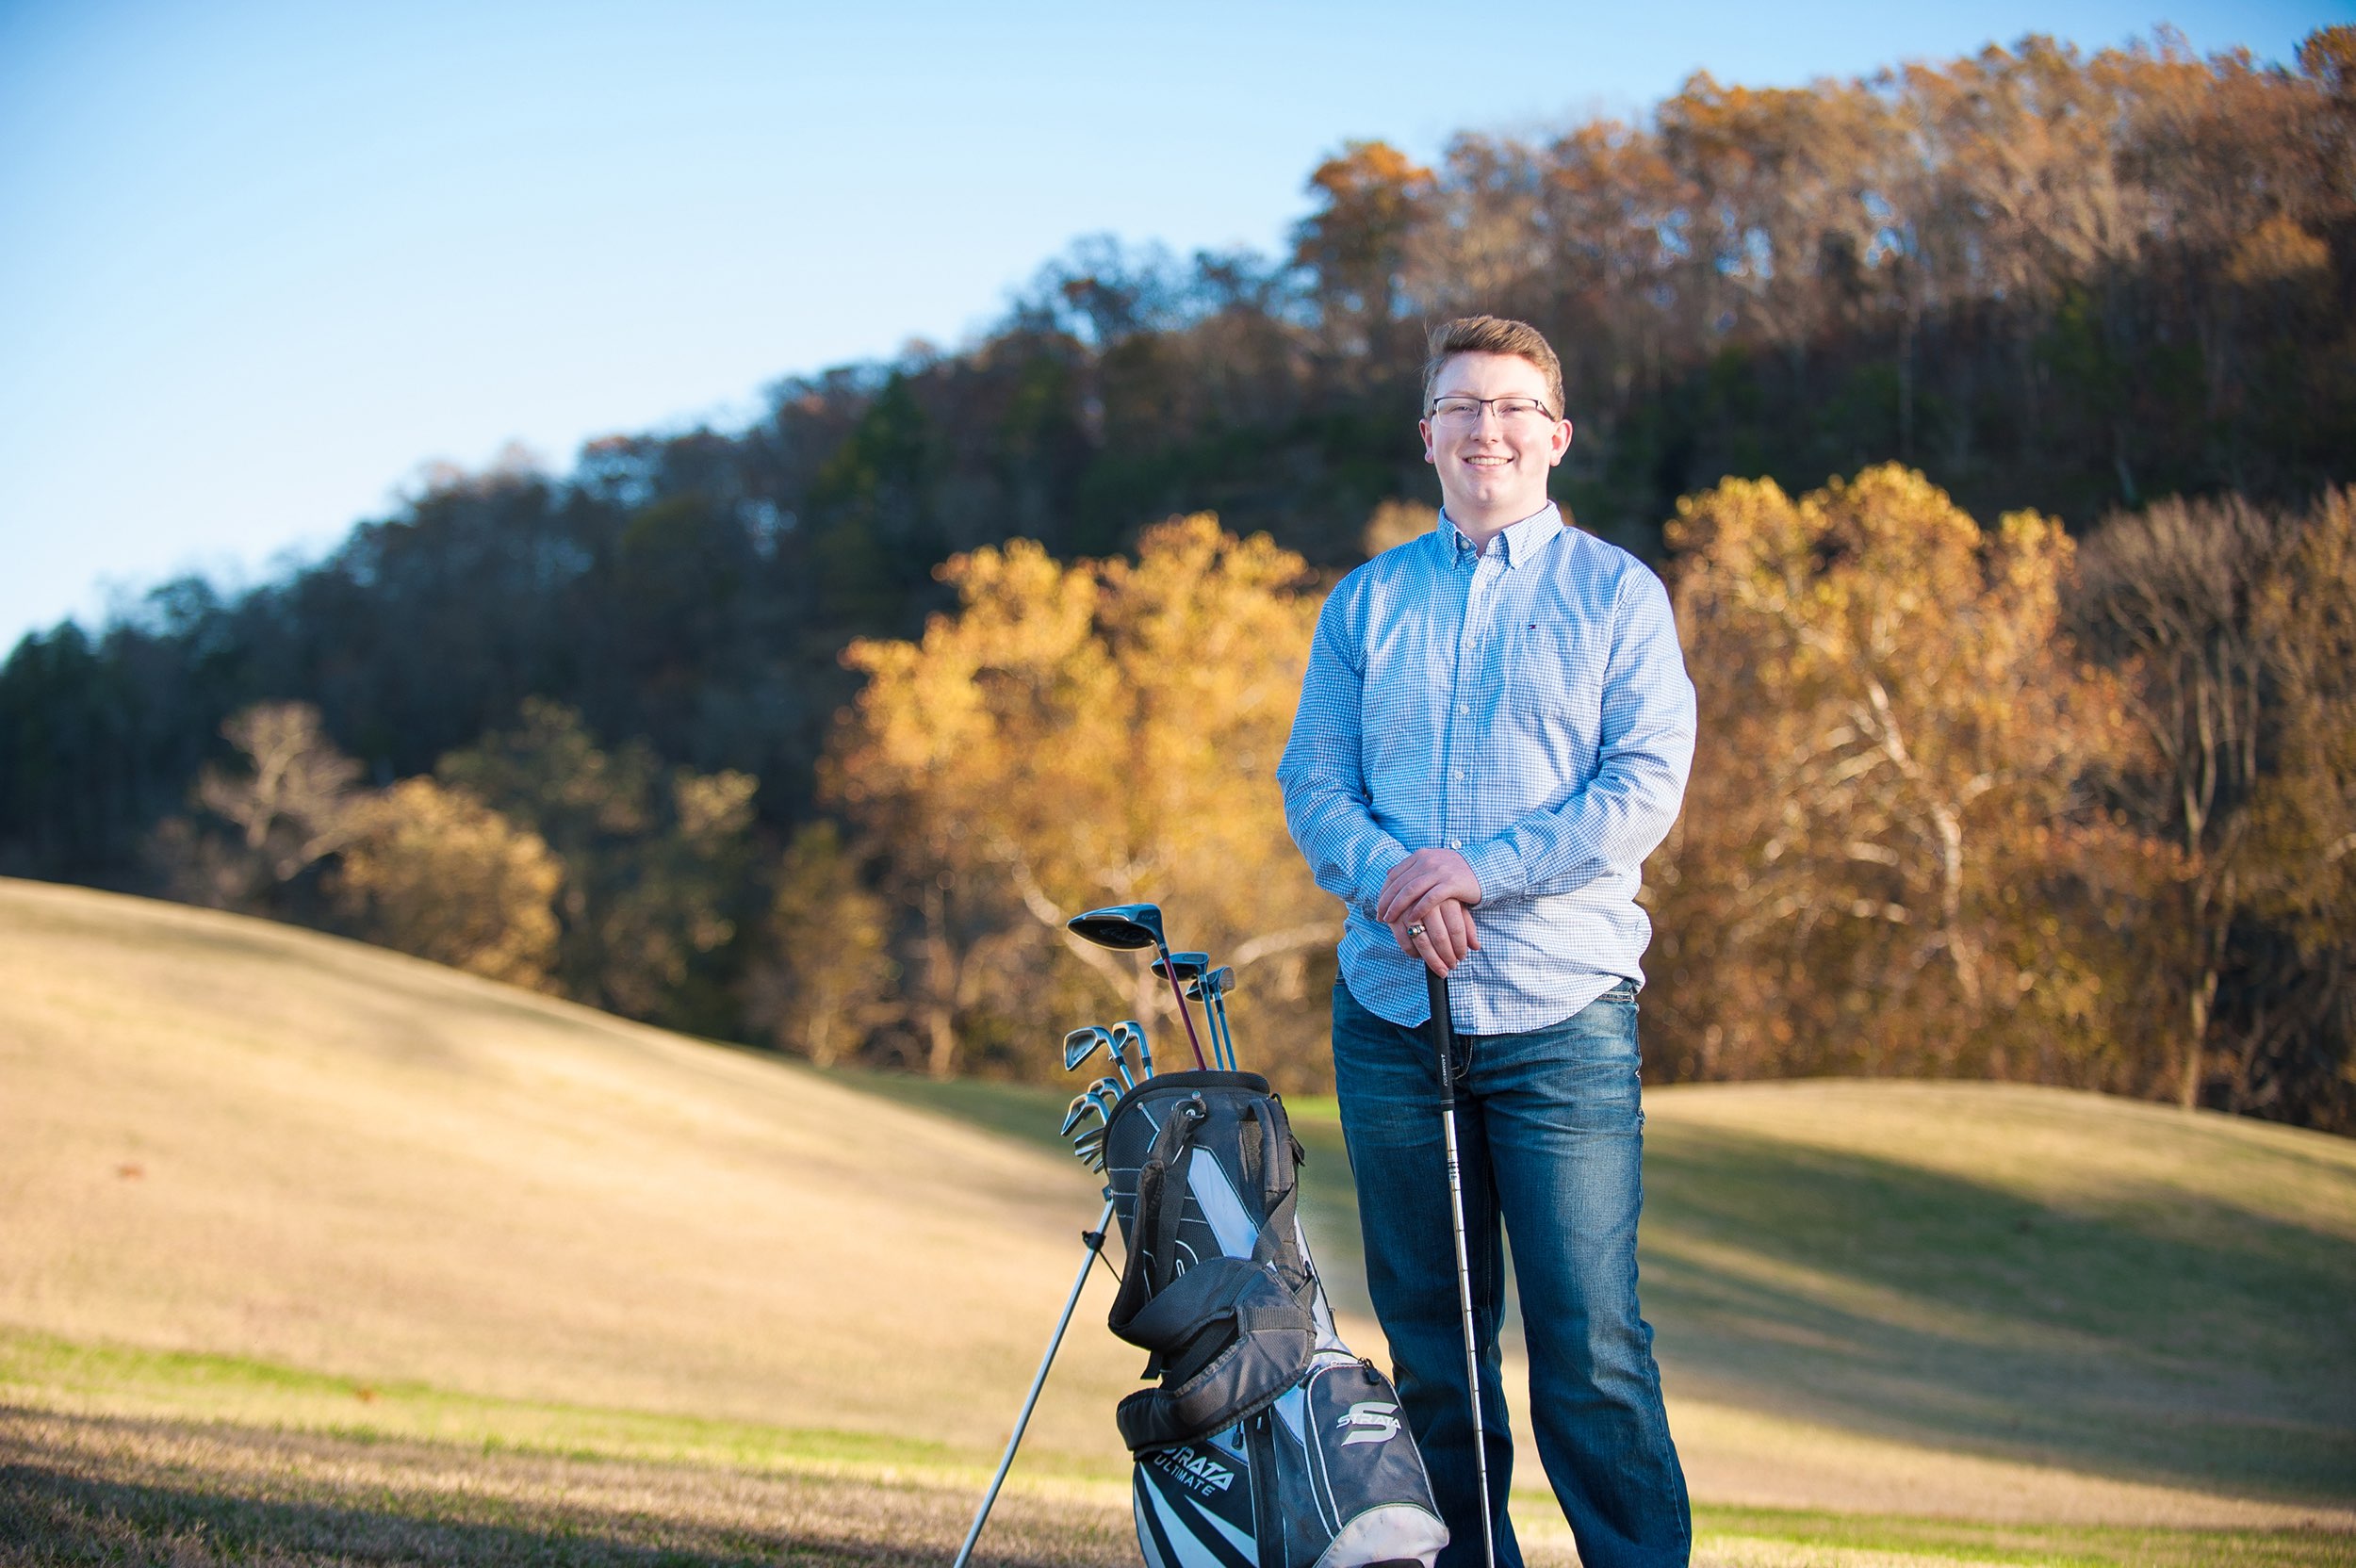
(0, 879, 1137, 1464)
(6, 877, 2354, 1560)
(7, 1408, 2349, 1568)
(0, 1404, 1130, 1568)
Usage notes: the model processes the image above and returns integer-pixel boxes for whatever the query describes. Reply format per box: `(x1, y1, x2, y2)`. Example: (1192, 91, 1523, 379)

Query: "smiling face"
(1419, 351, 1573, 536)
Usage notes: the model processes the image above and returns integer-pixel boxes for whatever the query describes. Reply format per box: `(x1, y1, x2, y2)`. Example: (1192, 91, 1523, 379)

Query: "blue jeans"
(1332, 978, 1690, 1568)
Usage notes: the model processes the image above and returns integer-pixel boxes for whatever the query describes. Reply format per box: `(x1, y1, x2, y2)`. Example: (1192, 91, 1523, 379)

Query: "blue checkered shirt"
(1277, 502, 1696, 1034)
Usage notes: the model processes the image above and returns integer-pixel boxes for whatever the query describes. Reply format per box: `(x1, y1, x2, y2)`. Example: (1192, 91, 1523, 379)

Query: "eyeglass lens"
(1429, 396, 1553, 423)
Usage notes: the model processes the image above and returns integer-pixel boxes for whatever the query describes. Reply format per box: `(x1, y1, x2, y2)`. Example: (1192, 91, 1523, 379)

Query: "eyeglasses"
(1425, 395, 1557, 426)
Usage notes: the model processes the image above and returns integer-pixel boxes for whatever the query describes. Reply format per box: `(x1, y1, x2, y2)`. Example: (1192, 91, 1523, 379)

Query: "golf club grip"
(1427, 967, 1453, 1106)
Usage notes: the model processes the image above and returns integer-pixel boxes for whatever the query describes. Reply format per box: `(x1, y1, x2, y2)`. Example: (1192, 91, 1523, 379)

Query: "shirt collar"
(1440, 501, 1564, 567)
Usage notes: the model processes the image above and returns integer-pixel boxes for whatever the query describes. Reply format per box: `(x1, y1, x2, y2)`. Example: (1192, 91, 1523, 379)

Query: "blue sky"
(0, 0, 2338, 649)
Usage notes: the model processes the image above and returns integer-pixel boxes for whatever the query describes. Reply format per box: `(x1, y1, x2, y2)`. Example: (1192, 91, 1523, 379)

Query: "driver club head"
(1063, 1025, 1113, 1074)
(1151, 951, 1210, 984)
(1067, 903, 1167, 953)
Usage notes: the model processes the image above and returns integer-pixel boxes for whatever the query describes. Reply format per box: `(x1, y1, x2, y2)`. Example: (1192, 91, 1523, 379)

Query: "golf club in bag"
(1096, 1057, 1449, 1565)
(1067, 905, 1211, 1070)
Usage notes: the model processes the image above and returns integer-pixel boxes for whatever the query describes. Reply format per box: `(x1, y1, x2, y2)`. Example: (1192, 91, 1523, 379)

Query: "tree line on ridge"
(2, 29, 2349, 1125)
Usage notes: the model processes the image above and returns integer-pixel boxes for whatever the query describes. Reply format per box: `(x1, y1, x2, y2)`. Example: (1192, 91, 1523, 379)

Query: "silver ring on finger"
(1407, 923, 1426, 938)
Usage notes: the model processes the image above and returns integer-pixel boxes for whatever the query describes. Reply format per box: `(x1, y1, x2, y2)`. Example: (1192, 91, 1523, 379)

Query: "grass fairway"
(4, 877, 2352, 1566)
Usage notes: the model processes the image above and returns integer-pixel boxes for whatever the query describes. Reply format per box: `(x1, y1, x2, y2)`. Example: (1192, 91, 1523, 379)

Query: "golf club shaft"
(1155, 943, 1210, 1070)
(949, 1196, 1118, 1568)
(1428, 968, 1497, 1568)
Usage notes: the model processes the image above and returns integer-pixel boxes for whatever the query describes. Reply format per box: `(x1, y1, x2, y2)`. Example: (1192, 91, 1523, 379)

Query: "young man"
(1277, 317, 1695, 1568)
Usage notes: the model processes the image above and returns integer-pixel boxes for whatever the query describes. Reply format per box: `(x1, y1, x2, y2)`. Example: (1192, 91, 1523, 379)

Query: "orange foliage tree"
(1649, 466, 2166, 1086)
(2242, 488, 2356, 1123)
(826, 516, 1334, 1081)
(334, 777, 564, 989)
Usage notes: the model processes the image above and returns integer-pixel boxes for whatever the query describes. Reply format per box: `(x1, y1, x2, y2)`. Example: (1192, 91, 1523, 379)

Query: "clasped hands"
(1377, 847, 1482, 976)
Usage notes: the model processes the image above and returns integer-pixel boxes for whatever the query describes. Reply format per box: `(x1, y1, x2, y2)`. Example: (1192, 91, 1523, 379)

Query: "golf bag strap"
(1108, 1094, 1208, 1362)
(1238, 1101, 1313, 1298)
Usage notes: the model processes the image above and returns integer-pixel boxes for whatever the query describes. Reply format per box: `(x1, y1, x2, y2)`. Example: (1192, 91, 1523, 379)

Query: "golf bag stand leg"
(949, 1196, 1118, 1568)
(1428, 968, 1497, 1568)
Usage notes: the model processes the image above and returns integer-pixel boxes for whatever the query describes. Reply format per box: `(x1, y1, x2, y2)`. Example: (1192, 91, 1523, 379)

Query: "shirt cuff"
(1356, 841, 1411, 921)
(1463, 837, 1526, 906)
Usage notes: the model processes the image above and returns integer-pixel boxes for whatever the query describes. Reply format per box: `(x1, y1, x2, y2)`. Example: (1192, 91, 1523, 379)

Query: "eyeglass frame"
(1422, 394, 1561, 424)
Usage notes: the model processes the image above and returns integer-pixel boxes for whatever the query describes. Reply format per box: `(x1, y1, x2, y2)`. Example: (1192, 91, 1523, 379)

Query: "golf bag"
(1103, 1070, 1448, 1568)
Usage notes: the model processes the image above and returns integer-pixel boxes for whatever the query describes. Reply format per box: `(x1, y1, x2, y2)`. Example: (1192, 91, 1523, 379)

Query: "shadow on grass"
(828, 1070, 2356, 1505)
(1635, 1123, 2356, 1502)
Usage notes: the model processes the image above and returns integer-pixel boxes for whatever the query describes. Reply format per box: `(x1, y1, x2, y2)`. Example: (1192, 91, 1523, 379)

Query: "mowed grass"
(849, 1070, 2356, 1520)
(4, 877, 2353, 1566)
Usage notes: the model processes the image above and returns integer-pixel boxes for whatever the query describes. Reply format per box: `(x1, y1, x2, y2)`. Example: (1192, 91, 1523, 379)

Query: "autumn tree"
(1294, 140, 1434, 348)
(2070, 494, 2298, 1105)
(827, 515, 1334, 1083)
(1362, 499, 1436, 557)
(150, 701, 365, 911)
(1652, 466, 2161, 1085)
(334, 778, 564, 988)
(438, 699, 758, 1031)
(744, 820, 895, 1067)
(2238, 487, 2356, 1127)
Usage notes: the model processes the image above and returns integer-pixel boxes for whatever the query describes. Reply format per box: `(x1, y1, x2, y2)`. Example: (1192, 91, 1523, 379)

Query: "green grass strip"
(0, 1327, 1121, 1486)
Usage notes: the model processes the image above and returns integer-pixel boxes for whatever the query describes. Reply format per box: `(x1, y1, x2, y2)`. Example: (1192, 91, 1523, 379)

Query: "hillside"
(0, 876, 1137, 1461)
(3, 877, 2352, 1544)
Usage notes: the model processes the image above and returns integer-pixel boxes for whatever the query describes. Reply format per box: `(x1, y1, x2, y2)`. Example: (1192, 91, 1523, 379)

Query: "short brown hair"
(1422, 316, 1564, 417)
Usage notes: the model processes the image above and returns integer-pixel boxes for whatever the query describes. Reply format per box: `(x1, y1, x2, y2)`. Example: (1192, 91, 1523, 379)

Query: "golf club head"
(1063, 1024, 1113, 1074)
(1072, 1127, 1107, 1161)
(1104, 1028, 1137, 1086)
(1087, 1080, 1122, 1122)
(1112, 1020, 1153, 1077)
(1067, 903, 1167, 952)
(1185, 964, 1235, 1001)
(1151, 950, 1210, 983)
(1059, 1093, 1095, 1137)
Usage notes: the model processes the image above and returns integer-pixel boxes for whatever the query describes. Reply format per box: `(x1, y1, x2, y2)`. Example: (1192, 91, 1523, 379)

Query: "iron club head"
(1104, 1027, 1137, 1087)
(1111, 1020, 1153, 1079)
(1086, 1079, 1122, 1122)
(1059, 1093, 1097, 1137)
(1063, 1025, 1114, 1075)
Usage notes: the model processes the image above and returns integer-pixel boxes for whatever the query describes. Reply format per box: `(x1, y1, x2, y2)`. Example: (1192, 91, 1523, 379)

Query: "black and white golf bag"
(1104, 1070, 1448, 1568)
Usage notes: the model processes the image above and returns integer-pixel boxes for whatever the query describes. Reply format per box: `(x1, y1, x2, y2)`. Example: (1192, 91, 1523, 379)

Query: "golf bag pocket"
(1132, 1354, 1446, 1568)
(1112, 1255, 1317, 1450)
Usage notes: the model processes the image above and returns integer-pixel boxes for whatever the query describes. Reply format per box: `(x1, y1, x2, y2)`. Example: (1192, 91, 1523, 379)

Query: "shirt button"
(1458, 703, 1470, 715)
(1453, 769, 1467, 781)
(1448, 839, 1462, 850)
